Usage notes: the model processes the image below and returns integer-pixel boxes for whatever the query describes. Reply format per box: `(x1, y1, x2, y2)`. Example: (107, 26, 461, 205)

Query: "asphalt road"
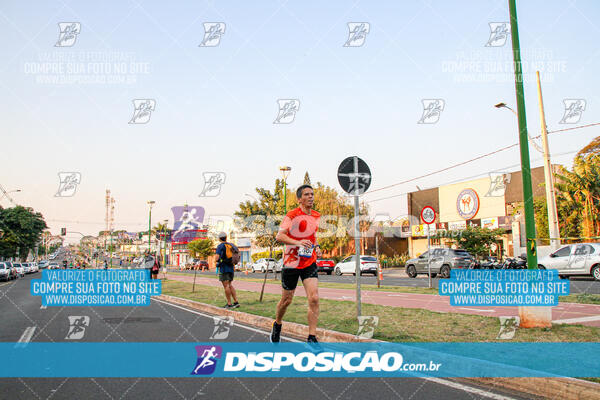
(0, 272, 538, 400)
(168, 268, 600, 295)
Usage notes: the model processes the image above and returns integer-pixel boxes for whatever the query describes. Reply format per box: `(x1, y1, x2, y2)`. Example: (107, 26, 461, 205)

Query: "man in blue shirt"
(215, 232, 240, 309)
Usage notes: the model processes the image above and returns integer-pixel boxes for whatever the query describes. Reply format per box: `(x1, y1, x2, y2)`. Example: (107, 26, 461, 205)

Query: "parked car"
(0, 262, 12, 281)
(48, 262, 59, 270)
(252, 258, 277, 273)
(195, 260, 209, 271)
(538, 243, 600, 281)
(29, 262, 39, 273)
(5, 262, 18, 279)
(38, 260, 49, 269)
(316, 259, 336, 275)
(12, 263, 25, 277)
(405, 248, 473, 279)
(334, 256, 379, 276)
(274, 259, 283, 273)
(23, 263, 33, 274)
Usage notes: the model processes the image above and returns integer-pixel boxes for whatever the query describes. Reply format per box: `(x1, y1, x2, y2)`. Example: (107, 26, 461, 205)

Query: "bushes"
(251, 250, 282, 262)
(381, 253, 410, 268)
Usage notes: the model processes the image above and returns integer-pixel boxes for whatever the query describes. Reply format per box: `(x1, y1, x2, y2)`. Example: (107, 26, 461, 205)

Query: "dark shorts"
(219, 272, 234, 282)
(281, 263, 318, 291)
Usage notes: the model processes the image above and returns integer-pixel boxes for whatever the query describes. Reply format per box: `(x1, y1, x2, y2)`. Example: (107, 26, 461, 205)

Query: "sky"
(1, 0, 599, 241)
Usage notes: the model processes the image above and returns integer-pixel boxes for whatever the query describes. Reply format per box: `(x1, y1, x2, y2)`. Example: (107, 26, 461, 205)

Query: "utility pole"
(536, 71, 561, 251)
(509, 0, 550, 328)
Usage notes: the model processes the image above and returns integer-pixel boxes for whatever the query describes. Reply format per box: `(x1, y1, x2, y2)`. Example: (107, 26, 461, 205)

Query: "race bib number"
(298, 245, 314, 258)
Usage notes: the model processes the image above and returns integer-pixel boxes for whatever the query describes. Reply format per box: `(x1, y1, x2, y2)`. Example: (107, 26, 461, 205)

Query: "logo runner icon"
(485, 22, 510, 47)
(129, 99, 156, 124)
(273, 99, 300, 124)
(418, 99, 445, 124)
(199, 23, 226, 47)
(344, 22, 370, 47)
(55, 22, 81, 47)
(65, 316, 90, 340)
(199, 172, 226, 197)
(559, 99, 586, 124)
(191, 345, 222, 375)
(55, 172, 81, 197)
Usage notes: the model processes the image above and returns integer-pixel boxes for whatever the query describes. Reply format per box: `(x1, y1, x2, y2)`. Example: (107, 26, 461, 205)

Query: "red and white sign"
(420, 206, 436, 225)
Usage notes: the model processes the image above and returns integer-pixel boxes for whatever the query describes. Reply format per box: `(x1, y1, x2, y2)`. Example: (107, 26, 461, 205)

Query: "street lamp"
(279, 166, 292, 214)
(163, 219, 168, 267)
(147, 201, 155, 254)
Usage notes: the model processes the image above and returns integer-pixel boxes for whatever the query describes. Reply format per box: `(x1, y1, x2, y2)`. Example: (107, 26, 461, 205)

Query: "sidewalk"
(165, 273, 600, 327)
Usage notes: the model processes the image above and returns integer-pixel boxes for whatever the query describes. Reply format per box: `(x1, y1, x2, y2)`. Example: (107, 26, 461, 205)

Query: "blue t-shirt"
(215, 242, 236, 273)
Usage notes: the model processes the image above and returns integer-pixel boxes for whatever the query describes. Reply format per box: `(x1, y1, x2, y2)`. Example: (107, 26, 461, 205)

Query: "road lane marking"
(553, 315, 600, 324)
(424, 378, 517, 400)
(459, 308, 495, 313)
(152, 298, 301, 342)
(40, 305, 47, 309)
(155, 298, 519, 399)
(15, 326, 36, 348)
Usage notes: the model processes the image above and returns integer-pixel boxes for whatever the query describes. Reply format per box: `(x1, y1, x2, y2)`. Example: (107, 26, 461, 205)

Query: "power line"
(363, 122, 599, 196)
(364, 150, 578, 204)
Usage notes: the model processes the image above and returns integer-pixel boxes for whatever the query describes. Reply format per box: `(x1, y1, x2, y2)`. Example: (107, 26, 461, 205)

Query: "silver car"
(405, 248, 473, 279)
(538, 243, 600, 280)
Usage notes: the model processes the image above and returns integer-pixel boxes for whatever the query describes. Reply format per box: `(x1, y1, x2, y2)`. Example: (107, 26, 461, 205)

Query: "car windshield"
(361, 256, 377, 262)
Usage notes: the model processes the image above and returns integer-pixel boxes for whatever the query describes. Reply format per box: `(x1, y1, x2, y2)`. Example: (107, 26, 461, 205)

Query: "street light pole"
(279, 166, 291, 214)
(536, 71, 561, 251)
(147, 201, 155, 255)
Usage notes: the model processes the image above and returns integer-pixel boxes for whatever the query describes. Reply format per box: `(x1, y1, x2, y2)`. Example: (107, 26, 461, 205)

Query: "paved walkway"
(165, 273, 600, 327)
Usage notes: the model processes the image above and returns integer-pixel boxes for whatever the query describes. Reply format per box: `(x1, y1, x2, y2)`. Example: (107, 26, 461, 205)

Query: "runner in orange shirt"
(271, 185, 322, 344)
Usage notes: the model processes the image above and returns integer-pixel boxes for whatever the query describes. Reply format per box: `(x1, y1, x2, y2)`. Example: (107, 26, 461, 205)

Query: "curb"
(156, 294, 600, 400)
(458, 377, 600, 400)
(157, 294, 376, 342)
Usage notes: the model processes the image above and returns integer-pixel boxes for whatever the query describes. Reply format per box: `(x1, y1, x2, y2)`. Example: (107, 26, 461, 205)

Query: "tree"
(235, 178, 369, 257)
(443, 226, 505, 259)
(303, 172, 311, 185)
(0, 206, 47, 260)
(187, 238, 214, 259)
(555, 153, 600, 239)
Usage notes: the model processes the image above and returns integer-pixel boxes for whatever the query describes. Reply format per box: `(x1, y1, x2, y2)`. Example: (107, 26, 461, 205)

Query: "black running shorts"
(281, 263, 318, 291)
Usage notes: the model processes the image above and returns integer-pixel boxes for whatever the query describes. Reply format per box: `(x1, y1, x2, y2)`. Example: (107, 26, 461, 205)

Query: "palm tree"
(556, 153, 600, 239)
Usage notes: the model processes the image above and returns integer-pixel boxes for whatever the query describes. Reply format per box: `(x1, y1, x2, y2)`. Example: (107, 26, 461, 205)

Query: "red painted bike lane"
(165, 274, 600, 327)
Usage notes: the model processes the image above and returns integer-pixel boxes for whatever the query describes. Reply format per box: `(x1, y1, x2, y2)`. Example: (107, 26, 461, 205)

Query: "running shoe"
(223, 304, 233, 309)
(306, 335, 323, 352)
(232, 302, 240, 309)
(270, 321, 282, 343)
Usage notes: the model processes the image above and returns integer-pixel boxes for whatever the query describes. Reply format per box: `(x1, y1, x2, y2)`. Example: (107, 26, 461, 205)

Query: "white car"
(538, 243, 600, 280)
(334, 255, 379, 276)
(48, 262, 59, 270)
(29, 263, 39, 273)
(12, 263, 25, 277)
(38, 260, 49, 269)
(22, 263, 32, 274)
(251, 258, 277, 273)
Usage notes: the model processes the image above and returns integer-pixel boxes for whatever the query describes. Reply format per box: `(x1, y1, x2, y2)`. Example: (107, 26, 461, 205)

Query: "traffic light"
(61, 228, 67, 236)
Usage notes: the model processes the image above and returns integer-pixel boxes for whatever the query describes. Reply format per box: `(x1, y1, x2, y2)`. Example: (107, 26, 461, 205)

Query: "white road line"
(424, 378, 517, 400)
(459, 308, 495, 313)
(40, 305, 47, 309)
(15, 326, 36, 348)
(155, 298, 518, 399)
(553, 315, 600, 324)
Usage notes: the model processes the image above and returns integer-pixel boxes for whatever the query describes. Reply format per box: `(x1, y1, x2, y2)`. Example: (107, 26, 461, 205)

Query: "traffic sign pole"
(337, 156, 372, 319)
(353, 157, 362, 317)
(427, 225, 432, 289)
(420, 206, 436, 289)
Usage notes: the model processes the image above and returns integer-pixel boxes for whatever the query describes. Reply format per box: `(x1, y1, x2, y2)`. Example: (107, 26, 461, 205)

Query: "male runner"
(271, 185, 321, 344)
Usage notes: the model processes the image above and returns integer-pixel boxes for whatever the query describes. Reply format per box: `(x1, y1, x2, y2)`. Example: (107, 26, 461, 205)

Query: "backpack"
(224, 243, 240, 265)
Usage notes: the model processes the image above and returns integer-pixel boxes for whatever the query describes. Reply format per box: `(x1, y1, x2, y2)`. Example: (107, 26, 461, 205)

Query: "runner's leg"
(230, 282, 238, 303)
(221, 281, 232, 304)
(302, 277, 319, 336)
(275, 289, 294, 324)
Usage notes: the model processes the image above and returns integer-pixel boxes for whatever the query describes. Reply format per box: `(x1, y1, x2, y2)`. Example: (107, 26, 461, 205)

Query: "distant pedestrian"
(119, 259, 123, 267)
(151, 254, 160, 280)
(215, 232, 240, 309)
(104, 260, 108, 270)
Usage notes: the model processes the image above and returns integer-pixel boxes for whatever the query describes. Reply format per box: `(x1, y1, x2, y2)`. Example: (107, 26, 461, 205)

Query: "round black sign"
(337, 156, 372, 195)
